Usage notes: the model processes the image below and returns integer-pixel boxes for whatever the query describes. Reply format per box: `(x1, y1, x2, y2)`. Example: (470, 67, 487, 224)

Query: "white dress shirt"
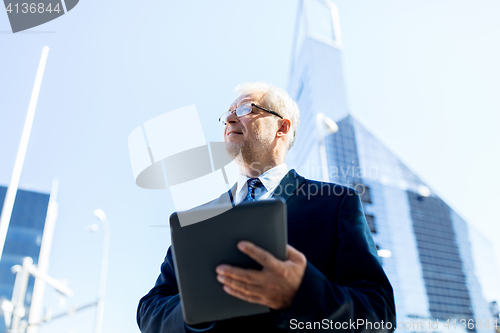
(232, 163, 290, 205)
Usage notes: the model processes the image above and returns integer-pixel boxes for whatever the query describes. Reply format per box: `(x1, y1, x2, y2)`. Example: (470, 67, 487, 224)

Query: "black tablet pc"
(169, 198, 287, 325)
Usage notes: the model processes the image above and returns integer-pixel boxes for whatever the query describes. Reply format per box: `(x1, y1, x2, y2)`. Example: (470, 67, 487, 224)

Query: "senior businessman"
(137, 82, 396, 332)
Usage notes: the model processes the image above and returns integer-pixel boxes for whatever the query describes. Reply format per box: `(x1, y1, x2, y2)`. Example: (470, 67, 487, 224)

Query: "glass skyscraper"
(286, 1, 497, 331)
(0, 185, 50, 333)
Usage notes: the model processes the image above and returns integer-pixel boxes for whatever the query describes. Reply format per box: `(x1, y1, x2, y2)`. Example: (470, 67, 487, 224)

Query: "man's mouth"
(227, 131, 243, 136)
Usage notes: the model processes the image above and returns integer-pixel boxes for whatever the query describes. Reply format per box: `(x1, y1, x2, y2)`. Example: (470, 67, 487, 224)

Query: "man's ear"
(276, 119, 291, 138)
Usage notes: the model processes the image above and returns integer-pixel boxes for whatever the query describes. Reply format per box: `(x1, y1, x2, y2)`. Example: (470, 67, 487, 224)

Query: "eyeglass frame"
(219, 103, 283, 125)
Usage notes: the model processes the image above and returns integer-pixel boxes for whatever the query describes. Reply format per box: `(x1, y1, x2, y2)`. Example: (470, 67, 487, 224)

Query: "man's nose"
(226, 110, 239, 124)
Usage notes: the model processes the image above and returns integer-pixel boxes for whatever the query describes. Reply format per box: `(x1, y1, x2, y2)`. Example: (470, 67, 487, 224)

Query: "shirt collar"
(236, 163, 289, 196)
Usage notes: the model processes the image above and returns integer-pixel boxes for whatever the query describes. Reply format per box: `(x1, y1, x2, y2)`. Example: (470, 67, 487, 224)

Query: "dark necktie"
(244, 178, 264, 202)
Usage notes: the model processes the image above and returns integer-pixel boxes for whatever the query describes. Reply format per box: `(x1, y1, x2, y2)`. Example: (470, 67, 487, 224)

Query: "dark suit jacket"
(137, 169, 396, 332)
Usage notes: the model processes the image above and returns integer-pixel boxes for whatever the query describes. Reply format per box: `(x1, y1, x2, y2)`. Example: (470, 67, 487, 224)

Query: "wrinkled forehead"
(228, 91, 266, 111)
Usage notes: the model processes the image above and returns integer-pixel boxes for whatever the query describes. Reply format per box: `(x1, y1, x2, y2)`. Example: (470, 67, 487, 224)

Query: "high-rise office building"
(287, 1, 498, 331)
(0, 186, 50, 333)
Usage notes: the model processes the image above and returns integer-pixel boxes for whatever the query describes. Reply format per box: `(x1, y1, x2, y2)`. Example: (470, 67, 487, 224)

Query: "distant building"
(0, 186, 50, 333)
(287, 1, 498, 331)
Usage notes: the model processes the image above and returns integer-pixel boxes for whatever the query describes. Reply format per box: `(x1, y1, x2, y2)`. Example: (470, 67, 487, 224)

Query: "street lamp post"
(93, 209, 110, 333)
(5, 257, 73, 333)
(0, 46, 49, 261)
(316, 113, 339, 182)
(27, 179, 59, 333)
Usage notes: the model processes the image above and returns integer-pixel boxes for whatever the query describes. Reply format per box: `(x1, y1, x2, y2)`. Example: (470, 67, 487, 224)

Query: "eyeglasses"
(219, 103, 283, 125)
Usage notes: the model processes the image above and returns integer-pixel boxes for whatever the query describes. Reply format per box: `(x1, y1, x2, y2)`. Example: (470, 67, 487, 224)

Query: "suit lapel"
(272, 169, 306, 202)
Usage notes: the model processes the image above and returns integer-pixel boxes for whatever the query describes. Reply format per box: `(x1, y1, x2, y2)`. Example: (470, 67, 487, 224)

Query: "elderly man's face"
(224, 92, 279, 163)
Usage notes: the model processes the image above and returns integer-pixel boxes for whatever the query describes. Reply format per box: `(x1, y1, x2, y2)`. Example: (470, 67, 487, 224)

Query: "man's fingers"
(222, 285, 264, 305)
(216, 264, 260, 283)
(217, 275, 262, 296)
(237, 241, 280, 270)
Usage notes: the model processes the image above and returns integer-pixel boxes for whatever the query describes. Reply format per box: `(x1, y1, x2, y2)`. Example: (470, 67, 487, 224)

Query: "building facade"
(286, 1, 497, 331)
(0, 186, 50, 332)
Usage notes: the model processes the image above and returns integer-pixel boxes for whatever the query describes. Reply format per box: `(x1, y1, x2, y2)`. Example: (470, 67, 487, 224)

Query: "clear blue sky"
(1, 0, 499, 332)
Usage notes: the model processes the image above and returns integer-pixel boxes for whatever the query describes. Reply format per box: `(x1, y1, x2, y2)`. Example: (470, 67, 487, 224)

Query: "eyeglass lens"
(220, 104, 252, 125)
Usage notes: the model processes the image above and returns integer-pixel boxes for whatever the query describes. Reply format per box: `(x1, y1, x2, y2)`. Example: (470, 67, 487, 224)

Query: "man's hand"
(215, 241, 307, 310)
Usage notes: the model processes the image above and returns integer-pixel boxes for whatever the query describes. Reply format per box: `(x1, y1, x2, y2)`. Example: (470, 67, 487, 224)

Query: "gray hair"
(234, 82, 300, 150)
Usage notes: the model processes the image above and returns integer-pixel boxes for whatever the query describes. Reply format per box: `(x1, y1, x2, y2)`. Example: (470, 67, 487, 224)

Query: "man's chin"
(225, 141, 243, 160)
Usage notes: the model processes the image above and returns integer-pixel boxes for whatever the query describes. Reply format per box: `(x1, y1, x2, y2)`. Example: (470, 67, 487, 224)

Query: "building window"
(365, 214, 376, 233)
(357, 184, 372, 203)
